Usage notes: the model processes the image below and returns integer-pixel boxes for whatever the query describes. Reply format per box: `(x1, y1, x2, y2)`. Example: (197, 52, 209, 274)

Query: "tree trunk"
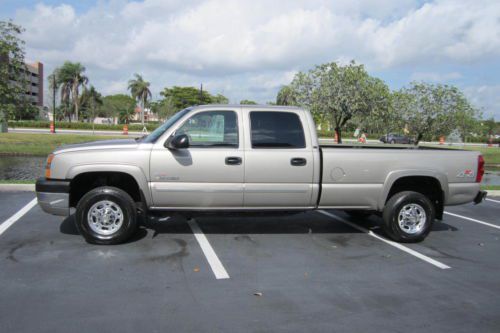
(414, 133, 422, 145)
(335, 127, 342, 144)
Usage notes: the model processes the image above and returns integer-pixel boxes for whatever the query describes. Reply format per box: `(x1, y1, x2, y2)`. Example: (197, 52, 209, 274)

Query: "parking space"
(1, 193, 499, 332)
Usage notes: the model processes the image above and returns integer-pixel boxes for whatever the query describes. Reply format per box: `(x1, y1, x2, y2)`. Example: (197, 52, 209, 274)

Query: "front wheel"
(382, 191, 434, 243)
(75, 186, 138, 245)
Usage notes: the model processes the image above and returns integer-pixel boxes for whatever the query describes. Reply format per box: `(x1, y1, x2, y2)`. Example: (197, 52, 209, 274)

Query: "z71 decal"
(457, 169, 475, 178)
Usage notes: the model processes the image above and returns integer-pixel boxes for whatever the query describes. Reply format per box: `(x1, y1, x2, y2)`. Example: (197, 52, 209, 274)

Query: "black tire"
(382, 191, 434, 243)
(390, 139, 396, 144)
(345, 210, 372, 219)
(75, 186, 138, 245)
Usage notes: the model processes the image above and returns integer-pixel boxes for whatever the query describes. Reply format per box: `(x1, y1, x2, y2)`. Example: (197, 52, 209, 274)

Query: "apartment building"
(23, 61, 44, 107)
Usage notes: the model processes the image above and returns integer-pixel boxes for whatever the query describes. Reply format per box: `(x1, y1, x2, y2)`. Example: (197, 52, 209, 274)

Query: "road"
(0, 191, 499, 332)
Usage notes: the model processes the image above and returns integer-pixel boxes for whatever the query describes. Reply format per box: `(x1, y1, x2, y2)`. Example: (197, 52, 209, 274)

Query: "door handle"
(225, 156, 242, 165)
(291, 157, 307, 166)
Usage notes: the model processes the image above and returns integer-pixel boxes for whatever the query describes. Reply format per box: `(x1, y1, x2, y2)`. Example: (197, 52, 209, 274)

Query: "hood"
(54, 139, 139, 154)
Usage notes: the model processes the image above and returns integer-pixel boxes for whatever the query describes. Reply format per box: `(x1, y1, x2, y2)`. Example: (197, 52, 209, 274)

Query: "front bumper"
(35, 178, 71, 216)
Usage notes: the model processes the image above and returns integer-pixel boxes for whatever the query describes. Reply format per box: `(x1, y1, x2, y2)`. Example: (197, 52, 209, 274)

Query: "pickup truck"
(35, 105, 487, 245)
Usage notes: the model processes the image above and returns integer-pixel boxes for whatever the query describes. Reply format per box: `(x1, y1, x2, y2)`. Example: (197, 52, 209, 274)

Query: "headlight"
(45, 153, 54, 178)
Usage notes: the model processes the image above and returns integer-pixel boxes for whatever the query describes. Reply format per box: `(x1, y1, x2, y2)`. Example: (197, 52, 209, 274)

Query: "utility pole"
(52, 74, 56, 133)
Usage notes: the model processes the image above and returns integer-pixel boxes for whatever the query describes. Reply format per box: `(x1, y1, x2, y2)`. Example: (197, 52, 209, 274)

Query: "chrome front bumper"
(35, 178, 70, 216)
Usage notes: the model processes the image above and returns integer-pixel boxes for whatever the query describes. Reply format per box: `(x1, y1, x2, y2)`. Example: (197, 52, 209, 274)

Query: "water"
(0, 155, 499, 185)
(0, 156, 46, 180)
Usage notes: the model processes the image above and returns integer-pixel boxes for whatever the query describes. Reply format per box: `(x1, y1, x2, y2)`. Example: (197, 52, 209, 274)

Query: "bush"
(8, 120, 161, 132)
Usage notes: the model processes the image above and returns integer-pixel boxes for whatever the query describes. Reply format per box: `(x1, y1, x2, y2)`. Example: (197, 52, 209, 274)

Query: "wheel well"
(386, 176, 444, 220)
(69, 172, 142, 207)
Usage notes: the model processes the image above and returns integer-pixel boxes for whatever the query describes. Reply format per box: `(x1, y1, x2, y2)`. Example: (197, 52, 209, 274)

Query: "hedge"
(8, 120, 160, 132)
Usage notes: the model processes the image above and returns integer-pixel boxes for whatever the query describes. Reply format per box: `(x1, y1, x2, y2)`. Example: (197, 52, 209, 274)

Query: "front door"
(150, 108, 244, 208)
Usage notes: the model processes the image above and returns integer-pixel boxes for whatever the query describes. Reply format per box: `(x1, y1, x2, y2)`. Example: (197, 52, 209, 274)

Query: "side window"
(177, 111, 238, 147)
(250, 111, 306, 148)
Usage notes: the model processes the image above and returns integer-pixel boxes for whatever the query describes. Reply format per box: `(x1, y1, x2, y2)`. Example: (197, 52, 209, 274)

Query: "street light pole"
(52, 74, 56, 133)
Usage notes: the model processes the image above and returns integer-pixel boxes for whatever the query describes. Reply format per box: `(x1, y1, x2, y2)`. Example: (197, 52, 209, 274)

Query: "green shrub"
(8, 120, 160, 132)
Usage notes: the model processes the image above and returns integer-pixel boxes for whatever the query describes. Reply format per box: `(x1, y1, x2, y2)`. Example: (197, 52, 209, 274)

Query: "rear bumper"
(474, 190, 487, 205)
(35, 178, 70, 216)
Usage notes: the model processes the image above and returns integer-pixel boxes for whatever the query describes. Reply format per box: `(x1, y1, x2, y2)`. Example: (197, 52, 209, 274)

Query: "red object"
(476, 155, 485, 183)
(123, 124, 128, 135)
(439, 136, 445, 145)
(50, 121, 55, 133)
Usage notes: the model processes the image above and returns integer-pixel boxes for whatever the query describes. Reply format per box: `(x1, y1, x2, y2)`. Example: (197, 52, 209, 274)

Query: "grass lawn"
(0, 133, 127, 156)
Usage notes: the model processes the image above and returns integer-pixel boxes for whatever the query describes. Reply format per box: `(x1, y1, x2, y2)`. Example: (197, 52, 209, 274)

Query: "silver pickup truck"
(36, 105, 487, 244)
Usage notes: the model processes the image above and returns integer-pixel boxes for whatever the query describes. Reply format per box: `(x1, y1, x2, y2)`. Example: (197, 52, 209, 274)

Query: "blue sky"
(2, 0, 500, 119)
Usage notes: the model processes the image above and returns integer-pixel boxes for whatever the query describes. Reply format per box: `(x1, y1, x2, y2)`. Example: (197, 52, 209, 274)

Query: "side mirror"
(166, 134, 189, 149)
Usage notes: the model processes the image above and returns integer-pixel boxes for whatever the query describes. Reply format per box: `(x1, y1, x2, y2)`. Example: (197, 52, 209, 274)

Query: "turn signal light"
(45, 153, 54, 179)
(476, 155, 484, 183)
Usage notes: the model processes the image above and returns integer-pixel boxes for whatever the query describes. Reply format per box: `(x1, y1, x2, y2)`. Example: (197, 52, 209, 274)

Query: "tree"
(276, 85, 297, 105)
(150, 97, 177, 121)
(102, 94, 136, 124)
(0, 20, 28, 122)
(128, 73, 152, 125)
(362, 78, 401, 136)
(160, 86, 212, 110)
(393, 82, 478, 144)
(81, 85, 102, 123)
(240, 99, 257, 105)
(211, 93, 229, 104)
(55, 61, 88, 121)
(291, 61, 378, 143)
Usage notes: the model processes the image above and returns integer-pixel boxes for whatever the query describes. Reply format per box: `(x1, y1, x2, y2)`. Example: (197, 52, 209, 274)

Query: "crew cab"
(36, 105, 487, 244)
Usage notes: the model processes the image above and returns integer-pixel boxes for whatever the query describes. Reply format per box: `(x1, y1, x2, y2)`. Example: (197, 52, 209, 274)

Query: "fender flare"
(66, 164, 152, 207)
(378, 169, 448, 211)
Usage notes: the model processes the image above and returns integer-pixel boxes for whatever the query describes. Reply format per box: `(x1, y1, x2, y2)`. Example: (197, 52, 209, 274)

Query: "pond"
(0, 156, 45, 180)
(0, 155, 500, 185)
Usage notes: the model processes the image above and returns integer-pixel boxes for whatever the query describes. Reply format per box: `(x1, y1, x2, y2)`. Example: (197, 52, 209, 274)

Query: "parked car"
(36, 105, 486, 245)
(380, 133, 414, 144)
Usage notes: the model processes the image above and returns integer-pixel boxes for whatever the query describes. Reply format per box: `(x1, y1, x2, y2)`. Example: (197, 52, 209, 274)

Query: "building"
(23, 61, 44, 107)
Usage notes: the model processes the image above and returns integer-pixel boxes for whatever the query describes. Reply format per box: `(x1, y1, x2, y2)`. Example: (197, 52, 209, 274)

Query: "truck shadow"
(59, 211, 458, 243)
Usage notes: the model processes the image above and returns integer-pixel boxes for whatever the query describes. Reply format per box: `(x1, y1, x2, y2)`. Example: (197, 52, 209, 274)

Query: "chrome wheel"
(398, 203, 426, 234)
(87, 200, 124, 236)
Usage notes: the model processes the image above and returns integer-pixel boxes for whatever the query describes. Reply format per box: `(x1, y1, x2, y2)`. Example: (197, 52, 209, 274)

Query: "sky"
(2, 0, 500, 119)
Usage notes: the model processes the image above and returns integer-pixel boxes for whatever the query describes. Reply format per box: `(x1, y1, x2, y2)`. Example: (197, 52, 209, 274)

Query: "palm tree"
(56, 62, 88, 121)
(128, 73, 152, 126)
(276, 85, 297, 106)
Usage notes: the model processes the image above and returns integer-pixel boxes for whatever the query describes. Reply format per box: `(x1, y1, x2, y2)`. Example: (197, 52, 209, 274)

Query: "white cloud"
(464, 85, 500, 119)
(11, 0, 500, 115)
(410, 71, 462, 82)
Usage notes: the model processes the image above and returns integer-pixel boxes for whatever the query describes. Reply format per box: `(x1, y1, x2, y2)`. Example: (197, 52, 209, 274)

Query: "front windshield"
(141, 108, 191, 143)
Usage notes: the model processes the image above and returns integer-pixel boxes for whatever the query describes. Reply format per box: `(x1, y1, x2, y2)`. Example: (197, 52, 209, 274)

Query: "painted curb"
(0, 184, 35, 192)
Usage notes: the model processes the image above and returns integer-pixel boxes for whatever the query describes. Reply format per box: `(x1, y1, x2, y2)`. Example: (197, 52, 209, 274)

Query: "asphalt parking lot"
(1, 191, 500, 332)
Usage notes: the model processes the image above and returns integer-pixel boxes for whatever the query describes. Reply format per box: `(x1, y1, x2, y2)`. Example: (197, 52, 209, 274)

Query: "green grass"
(481, 185, 500, 191)
(0, 133, 127, 156)
(0, 179, 35, 184)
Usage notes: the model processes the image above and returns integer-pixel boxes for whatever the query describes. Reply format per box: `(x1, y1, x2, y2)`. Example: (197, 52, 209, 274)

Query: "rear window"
(250, 111, 306, 148)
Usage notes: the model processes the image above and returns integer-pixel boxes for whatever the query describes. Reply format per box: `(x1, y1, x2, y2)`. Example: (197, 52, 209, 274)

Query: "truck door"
(149, 108, 244, 208)
(243, 109, 315, 208)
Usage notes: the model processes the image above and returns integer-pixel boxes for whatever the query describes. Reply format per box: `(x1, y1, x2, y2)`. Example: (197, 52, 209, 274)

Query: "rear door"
(243, 109, 315, 208)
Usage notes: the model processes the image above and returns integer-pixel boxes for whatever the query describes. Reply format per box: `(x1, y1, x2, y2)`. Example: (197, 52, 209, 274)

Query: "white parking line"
(486, 198, 500, 204)
(444, 211, 500, 230)
(318, 210, 451, 270)
(187, 218, 230, 280)
(0, 198, 38, 237)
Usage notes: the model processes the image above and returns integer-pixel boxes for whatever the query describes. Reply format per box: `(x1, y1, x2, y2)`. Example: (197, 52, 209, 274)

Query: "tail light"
(45, 154, 54, 179)
(476, 155, 484, 183)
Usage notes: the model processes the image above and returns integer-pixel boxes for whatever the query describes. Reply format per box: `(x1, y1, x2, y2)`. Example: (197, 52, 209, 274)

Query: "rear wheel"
(390, 139, 396, 144)
(75, 186, 138, 245)
(382, 191, 434, 243)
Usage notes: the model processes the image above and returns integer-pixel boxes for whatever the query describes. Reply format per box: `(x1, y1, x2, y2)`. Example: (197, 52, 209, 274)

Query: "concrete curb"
(0, 184, 35, 192)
